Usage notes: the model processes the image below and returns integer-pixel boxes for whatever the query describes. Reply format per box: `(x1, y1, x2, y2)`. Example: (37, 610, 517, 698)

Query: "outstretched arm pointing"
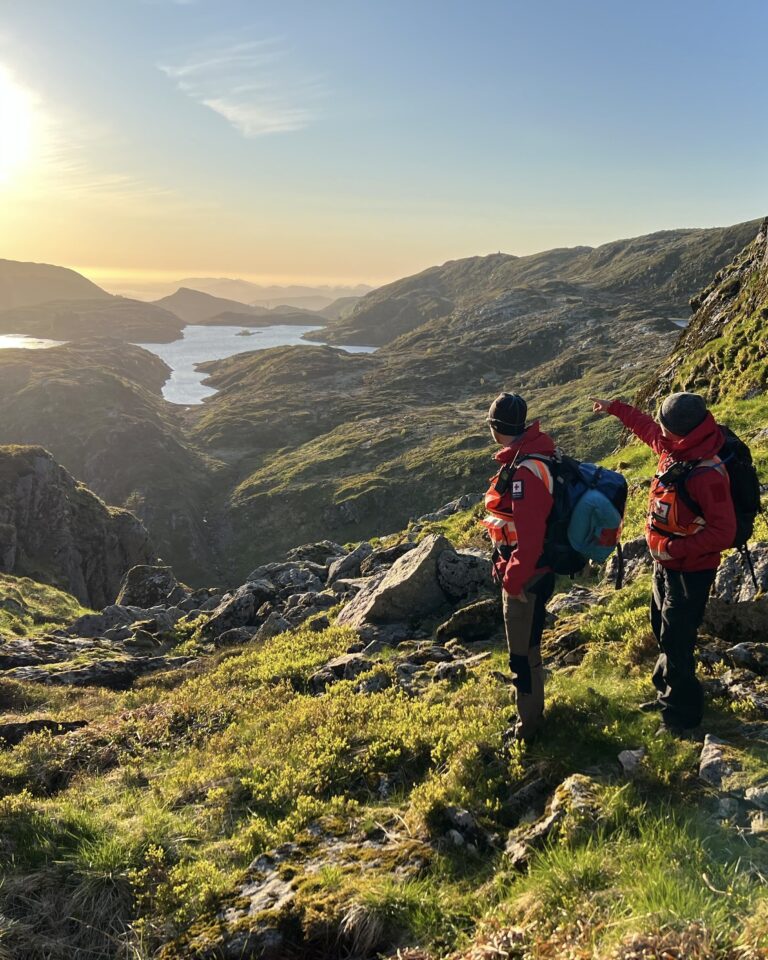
(590, 397, 613, 414)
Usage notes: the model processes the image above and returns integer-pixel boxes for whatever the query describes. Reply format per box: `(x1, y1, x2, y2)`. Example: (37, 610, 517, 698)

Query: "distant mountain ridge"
(179, 277, 373, 311)
(0, 258, 110, 311)
(154, 287, 272, 324)
(154, 287, 325, 327)
(310, 222, 761, 346)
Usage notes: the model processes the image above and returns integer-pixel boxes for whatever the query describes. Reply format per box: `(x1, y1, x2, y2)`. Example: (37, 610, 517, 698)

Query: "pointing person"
(592, 393, 736, 737)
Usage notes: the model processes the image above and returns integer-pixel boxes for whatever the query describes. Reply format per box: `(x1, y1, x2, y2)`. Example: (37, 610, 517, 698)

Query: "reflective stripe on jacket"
(483, 458, 554, 547)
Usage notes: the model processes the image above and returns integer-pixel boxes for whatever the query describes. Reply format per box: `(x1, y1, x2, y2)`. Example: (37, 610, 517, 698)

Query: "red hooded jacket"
(608, 401, 736, 571)
(483, 422, 556, 595)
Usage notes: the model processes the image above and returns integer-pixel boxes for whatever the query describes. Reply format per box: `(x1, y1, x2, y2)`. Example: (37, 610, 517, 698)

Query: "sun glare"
(0, 66, 35, 184)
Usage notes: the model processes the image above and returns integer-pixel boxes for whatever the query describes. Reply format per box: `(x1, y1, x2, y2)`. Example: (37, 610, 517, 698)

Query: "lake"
(0, 334, 63, 350)
(0, 326, 375, 405)
(137, 324, 376, 404)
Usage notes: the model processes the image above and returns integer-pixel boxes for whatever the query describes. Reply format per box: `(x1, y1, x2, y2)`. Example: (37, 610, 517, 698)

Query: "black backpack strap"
(671, 459, 724, 520)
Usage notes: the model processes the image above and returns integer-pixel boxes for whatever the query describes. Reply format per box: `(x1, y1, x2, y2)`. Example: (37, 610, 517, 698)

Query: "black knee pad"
(509, 654, 532, 694)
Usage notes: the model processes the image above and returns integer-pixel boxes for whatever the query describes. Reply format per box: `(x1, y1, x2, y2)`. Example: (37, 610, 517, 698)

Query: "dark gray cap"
(659, 392, 708, 436)
(487, 393, 527, 435)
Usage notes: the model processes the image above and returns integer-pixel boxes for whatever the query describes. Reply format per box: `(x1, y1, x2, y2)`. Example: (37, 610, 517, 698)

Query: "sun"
(0, 66, 35, 184)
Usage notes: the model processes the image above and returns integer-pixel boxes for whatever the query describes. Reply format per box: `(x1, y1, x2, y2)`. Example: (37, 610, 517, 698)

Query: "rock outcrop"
(116, 565, 184, 608)
(337, 535, 457, 628)
(0, 446, 154, 608)
(639, 217, 768, 404)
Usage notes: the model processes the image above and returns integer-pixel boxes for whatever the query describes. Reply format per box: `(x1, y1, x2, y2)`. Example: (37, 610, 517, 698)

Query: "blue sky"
(1, 0, 767, 288)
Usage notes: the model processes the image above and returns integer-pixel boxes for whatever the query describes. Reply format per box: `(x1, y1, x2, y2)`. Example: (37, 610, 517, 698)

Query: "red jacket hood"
(659, 412, 724, 462)
(494, 421, 556, 463)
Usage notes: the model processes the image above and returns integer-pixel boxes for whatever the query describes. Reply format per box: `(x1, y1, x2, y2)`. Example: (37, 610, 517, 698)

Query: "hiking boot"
(639, 699, 663, 713)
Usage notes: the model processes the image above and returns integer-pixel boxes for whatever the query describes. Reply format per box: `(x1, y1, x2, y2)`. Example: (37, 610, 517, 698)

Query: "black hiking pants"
(503, 572, 556, 738)
(650, 563, 716, 729)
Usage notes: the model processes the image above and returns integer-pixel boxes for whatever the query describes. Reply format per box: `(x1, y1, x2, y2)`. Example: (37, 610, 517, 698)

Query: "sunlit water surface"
(137, 324, 376, 404)
(0, 334, 63, 349)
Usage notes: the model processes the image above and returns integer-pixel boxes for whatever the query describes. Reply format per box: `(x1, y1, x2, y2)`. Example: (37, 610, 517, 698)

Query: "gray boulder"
(309, 653, 373, 693)
(214, 627, 256, 648)
(437, 548, 492, 600)
(360, 542, 417, 577)
(506, 774, 602, 870)
(604, 535, 650, 586)
(414, 493, 481, 524)
(435, 597, 502, 643)
(433, 660, 468, 683)
(254, 613, 291, 642)
(745, 784, 768, 811)
(337, 535, 455, 628)
(327, 542, 373, 584)
(246, 561, 326, 592)
(703, 597, 768, 644)
(116, 565, 184, 608)
(714, 542, 768, 602)
(699, 735, 732, 788)
(285, 541, 348, 565)
(200, 580, 276, 640)
(6, 655, 196, 689)
(68, 604, 144, 638)
(549, 586, 601, 617)
(726, 643, 768, 675)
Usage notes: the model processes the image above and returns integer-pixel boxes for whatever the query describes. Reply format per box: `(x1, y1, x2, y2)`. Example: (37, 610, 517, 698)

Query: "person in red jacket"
(592, 392, 736, 736)
(483, 393, 556, 744)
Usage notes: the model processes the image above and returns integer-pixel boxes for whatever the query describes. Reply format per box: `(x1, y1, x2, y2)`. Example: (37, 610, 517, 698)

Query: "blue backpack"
(524, 454, 627, 580)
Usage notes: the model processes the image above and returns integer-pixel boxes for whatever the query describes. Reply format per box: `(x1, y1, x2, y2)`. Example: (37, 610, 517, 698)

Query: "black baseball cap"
(487, 393, 527, 435)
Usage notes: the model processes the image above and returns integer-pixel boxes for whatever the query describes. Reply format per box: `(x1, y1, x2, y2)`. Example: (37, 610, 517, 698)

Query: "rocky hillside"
(0, 340, 217, 585)
(639, 216, 768, 405)
(310, 220, 760, 346)
(0, 296, 185, 343)
(0, 259, 109, 311)
(0, 445, 154, 607)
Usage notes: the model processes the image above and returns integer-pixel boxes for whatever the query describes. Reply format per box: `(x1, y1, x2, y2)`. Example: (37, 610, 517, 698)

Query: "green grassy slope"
(0, 573, 88, 637)
(0, 580, 766, 958)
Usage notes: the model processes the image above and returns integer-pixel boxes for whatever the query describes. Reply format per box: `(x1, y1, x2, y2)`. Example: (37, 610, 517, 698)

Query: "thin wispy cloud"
(159, 37, 325, 137)
(32, 102, 211, 215)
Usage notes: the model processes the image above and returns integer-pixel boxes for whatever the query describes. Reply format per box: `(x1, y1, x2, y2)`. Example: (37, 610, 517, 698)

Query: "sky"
(0, 0, 767, 291)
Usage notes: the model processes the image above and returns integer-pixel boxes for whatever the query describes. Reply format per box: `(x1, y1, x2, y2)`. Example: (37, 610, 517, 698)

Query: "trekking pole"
(614, 542, 625, 591)
(741, 545, 761, 596)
